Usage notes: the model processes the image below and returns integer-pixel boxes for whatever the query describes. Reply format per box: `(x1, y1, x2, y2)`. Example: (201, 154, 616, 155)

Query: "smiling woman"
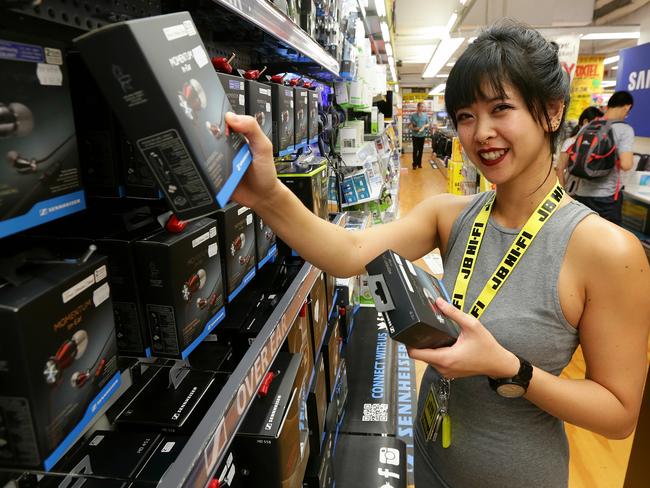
(226, 18, 650, 488)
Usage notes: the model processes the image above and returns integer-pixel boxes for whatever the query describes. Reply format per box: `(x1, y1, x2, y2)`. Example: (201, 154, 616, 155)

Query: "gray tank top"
(414, 192, 595, 488)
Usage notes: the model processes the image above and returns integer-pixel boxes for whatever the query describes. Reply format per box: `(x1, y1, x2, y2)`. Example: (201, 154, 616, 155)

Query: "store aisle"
(396, 152, 636, 488)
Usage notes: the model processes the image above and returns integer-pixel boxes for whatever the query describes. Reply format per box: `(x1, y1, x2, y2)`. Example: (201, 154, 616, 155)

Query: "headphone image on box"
(182, 268, 207, 302)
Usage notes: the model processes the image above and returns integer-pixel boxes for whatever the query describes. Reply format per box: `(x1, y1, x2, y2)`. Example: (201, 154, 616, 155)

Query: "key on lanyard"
(433, 378, 452, 448)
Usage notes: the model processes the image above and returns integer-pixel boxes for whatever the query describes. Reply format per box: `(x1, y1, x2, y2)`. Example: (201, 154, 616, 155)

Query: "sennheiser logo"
(39, 198, 82, 217)
(264, 394, 282, 431)
(112, 65, 133, 93)
(171, 386, 198, 420)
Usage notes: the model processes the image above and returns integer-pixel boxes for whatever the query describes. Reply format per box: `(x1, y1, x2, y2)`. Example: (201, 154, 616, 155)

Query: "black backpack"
(567, 119, 623, 180)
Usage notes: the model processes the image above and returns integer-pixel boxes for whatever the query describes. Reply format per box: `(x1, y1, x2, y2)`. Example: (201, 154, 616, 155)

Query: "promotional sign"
(567, 55, 605, 122)
(617, 42, 650, 137)
(552, 35, 581, 83)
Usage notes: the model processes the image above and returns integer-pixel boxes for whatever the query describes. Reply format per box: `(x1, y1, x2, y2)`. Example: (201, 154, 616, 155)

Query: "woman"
(224, 20, 649, 487)
(556, 106, 604, 193)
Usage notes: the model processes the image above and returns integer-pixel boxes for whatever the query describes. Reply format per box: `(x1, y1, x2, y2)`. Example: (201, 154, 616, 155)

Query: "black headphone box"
(130, 434, 187, 487)
(234, 352, 310, 488)
(74, 12, 252, 219)
(306, 354, 327, 463)
(307, 272, 328, 359)
(302, 431, 334, 488)
(307, 89, 320, 145)
(217, 72, 246, 116)
(134, 217, 225, 359)
(324, 358, 348, 435)
(212, 202, 257, 303)
(0, 32, 85, 239)
(366, 250, 460, 349)
(276, 157, 329, 222)
(119, 131, 164, 200)
(284, 303, 314, 401)
(320, 316, 341, 401)
(0, 253, 120, 470)
(253, 212, 277, 270)
(41, 430, 161, 487)
(294, 86, 309, 151)
(244, 78, 273, 142)
(265, 81, 295, 156)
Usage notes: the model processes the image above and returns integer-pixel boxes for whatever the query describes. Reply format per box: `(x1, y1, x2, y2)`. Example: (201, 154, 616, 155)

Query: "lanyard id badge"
(421, 379, 451, 448)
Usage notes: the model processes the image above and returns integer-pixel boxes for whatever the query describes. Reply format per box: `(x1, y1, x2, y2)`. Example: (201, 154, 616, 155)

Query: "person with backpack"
(556, 106, 603, 194)
(567, 91, 635, 225)
(224, 22, 649, 487)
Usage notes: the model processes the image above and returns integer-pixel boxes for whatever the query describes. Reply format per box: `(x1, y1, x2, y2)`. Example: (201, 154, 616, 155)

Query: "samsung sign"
(617, 42, 650, 137)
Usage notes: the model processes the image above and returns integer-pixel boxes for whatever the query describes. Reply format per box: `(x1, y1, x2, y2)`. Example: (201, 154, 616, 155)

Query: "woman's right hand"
(225, 112, 282, 210)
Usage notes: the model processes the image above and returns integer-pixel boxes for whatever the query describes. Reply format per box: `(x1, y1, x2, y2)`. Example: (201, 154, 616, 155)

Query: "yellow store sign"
(566, 55, 605, 122)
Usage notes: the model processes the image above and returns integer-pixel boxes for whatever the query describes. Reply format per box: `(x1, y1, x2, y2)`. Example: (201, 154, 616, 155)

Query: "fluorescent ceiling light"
(468, 36, 477, 43)
(389, 62, 397, 82)
(385, 42, 393, 57)
(582, 32, 639, 40)
(601, 80, 617, 88)
(604, 55, 620, 65)
(446, 62, 455, 67)
(460, 0, 469, 5)
(446, 12, 458, 32)
(394, 84, 399, 93)
(612, 66, 618, 70)
(423, 37, 465, 78)
(380, 21, 390, 41)
(374, 0, 386, 17)
(429, 83, 446, 95)
(436, 73, 449, 78)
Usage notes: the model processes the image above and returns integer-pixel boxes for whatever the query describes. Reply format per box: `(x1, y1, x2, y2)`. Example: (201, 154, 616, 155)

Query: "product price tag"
(36, 63, 62, 86)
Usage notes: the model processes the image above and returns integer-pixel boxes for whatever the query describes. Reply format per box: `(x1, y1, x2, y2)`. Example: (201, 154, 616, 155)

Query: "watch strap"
(488, 355, 533, 395)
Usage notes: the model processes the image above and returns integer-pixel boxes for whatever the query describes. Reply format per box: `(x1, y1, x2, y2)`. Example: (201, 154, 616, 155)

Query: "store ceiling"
(389, 0, 646, 90)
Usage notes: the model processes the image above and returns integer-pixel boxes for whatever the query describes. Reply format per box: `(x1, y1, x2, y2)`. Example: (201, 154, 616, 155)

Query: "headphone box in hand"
(366, 250, 459, 349)
(0, 253, 120, 470)
(0, 32, 85, 238)
(134, 217, 226, 359)
(74, 12, 252, 219)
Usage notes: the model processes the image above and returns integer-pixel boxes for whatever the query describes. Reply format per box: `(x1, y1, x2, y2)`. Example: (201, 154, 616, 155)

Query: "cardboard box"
(308, 273, 328, 357)
(74, 12, 252, 218)
(320, 321, 340, 401)
(0, 253, 120, 470)
(234, 352, 308, 488)
(294, 87, 309, 150)
(366, 250, 459, 349)
(254, 212, 278, 270)
(267, 81, 295, 156)
(134, 217, 226, 359)
(43, 430, 160, 487)
(307, 89, 320, 145)
(214, 203, 257, 302)
(0, 33, 85, 238)
(244, 78, 273, 141)
(277, 157, 328, 221)
(115, 366, 226, 434)
(217, 72, 246, 116)
(302, 432, 334, 488)
(306, 355, 327, 462)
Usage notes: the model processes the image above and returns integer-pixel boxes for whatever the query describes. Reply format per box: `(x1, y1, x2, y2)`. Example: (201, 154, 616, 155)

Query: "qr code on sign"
(362, 403, 388, 422)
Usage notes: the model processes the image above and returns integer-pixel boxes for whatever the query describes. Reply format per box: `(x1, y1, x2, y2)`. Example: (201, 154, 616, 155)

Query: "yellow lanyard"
(452, 181, 565, 319)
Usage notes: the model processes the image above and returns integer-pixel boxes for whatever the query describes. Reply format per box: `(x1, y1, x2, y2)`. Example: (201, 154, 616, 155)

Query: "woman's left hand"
(406, 297, 520, 379)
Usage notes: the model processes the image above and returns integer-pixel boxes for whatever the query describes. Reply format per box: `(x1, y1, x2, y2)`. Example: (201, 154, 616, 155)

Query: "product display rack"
(160, 214, 343, 488)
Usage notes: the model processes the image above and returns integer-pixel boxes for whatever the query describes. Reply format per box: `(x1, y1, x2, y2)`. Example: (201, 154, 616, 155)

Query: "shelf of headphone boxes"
(0, 3, 354, 488)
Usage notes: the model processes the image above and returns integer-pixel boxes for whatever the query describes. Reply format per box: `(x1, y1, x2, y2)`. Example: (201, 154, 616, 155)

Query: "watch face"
(497, 383, 525, 398)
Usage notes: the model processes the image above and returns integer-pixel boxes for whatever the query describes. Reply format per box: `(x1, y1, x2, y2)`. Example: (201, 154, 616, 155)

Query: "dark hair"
(445, 19, 570, 154)
(608, 91, 634, 108)
(570, 106, 604, 137)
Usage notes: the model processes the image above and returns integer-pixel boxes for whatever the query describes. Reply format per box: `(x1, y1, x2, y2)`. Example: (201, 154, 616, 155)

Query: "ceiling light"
(582, 32, 640, 40)
(604, 55, 620, 65)
(423, 37, 465, 78)
(468, 36, 477, 43)
(394, 84, 399, 93)
(436, 73, 449, 78)
(446, 12, 458, 33)
(612, 66, 618, 70)
(380, 21, 390, 41)
(389, 62, 396, 82)
(460, 0, 469, 4)
(446, 62, 455, 67)
(601, 80, 617, 88)
(385, 42, 393, 58)
(374, 0, 386, 17)
(429, 83, 446, 95)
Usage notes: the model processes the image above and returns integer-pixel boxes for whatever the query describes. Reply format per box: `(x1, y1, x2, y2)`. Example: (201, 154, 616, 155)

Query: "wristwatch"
(488, 355, 533, 398)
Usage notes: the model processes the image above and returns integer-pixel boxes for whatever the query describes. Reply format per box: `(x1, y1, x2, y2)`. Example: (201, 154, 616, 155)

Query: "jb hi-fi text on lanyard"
(421, 181, 565, 448)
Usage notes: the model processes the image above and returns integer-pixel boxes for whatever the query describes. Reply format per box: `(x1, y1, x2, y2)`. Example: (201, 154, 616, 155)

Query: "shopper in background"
(409, 101, 429, 169)
(571, 91, 635, 225)
(225, 20, 649, 488)
(556, 106, 604, 194)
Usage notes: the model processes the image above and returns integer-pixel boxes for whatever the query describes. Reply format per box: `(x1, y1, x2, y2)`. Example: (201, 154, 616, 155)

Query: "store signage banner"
(567, 55, 604, 122)
(617, 42, 650, 137)
(552, 35, 581, 83)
